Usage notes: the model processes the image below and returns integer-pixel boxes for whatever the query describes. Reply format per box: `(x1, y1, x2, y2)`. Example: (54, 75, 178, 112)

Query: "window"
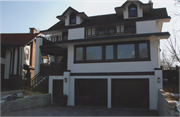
(25, 48, 29, 60)
(22, 69, 28, 79)
(105, 45, 114, 60)
(74, 41, 150, 63)
(98, 28, 105, 35)
(139, 43, 148, 58)
(129, 4, 137, 17)
(109, 27, 116, 34)
(117, 44, 135, 59)
(69, 12, 76, 24)
(86, 46, 102, 60)
(124, 24, 136, 33)
(62, 32, 68, 41)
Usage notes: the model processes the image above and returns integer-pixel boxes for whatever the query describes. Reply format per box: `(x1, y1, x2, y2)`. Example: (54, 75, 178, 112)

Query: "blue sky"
(1, 0, 179, 64)
(0, 0, 178, 34)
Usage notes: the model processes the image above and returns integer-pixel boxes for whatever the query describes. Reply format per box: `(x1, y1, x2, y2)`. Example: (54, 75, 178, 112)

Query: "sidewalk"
(1, 90, 22, 98)
(1, 105, 159, 116)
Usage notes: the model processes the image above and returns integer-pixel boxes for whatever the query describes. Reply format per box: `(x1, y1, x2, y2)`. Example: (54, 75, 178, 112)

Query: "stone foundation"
(157, 89, 179, 116)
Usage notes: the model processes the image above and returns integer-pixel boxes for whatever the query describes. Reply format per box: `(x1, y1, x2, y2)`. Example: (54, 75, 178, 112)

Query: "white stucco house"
(35, 0, 171, 110)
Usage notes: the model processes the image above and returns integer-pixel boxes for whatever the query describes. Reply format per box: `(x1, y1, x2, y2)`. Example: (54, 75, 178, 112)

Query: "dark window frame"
(69, 12, 76, 24)
(74, 41, 150, 63)
(128, 4, 137, 18)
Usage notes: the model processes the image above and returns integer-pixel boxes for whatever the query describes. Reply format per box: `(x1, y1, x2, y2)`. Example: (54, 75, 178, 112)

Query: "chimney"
(29, 28, 37, 34)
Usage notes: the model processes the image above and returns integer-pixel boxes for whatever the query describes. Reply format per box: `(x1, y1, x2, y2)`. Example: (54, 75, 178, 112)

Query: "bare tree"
(161, 51, 175, 69)
(165, 30, 180, 63)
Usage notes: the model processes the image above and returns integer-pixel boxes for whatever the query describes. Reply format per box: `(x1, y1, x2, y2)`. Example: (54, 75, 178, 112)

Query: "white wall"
(67, 39, 159, 73)
(65, 15, 70, 26)
(76, 16, 83, 24)
(4, 49, 11, 79)
(136, 20, 158, 34)
(35, 38, 43, 75)
(68, 27, 85, 40)
(0, 58, 5, 64)
(123, 1, 143, 19)
(25, 46, 31, 66)
(49, 73, 157, 110)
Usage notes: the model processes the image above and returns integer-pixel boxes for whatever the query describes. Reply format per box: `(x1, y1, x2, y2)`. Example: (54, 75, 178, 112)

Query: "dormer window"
(129, 4, 137, 17)
(70, 12, 76, 24)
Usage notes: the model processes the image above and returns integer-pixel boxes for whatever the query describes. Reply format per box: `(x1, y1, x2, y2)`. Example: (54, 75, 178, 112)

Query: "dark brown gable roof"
(1, 33, 40, 46)
(115, 0, 151, 16)
(121, 0, 143, 8)
(56, 6, 90, 21)
(41, 8, 170, 33)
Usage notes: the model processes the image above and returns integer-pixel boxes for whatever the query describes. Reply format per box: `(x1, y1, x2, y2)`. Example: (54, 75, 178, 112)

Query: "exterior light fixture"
(64, 78, 67, 83)
(157, 77, 161, 83)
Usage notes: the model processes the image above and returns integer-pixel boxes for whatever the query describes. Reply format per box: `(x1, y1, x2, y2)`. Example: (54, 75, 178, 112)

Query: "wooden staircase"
(29, 72, 49, 93)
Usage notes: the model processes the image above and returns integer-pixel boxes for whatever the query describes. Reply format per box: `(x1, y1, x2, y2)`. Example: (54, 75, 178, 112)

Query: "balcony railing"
(85, 24, 136, 38)
(40, 62, 67, 75)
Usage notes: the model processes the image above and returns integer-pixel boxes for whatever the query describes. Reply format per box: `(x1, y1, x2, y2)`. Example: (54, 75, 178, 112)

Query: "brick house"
(1, 28, 40, 90)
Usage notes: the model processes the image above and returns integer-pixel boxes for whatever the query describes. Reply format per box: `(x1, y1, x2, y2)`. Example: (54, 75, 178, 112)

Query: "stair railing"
(29, 71, 49, 89)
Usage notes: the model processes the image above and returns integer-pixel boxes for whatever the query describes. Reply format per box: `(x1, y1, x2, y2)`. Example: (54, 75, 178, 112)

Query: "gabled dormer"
(115, 0, 153, 19)
(56, 7, 90, 26)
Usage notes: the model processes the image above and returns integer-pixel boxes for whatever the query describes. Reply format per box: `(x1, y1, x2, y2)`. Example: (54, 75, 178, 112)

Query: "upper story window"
(69, 12, 76, 24)
(129, 4, 137, 17)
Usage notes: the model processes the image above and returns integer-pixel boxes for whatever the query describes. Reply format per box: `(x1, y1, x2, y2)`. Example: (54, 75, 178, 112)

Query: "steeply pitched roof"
(56, 6, 90, 22)
(1, 33, 40, 46)
(41, 8, 170, 33)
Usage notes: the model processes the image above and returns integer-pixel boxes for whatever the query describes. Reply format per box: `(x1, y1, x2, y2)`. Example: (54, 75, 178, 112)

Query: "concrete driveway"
(1, 105, 159, 116)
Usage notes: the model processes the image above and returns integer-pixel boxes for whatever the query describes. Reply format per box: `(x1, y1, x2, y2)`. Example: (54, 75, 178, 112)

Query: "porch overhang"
(54, 32, 170, 47)
(40, 45, 67, 55)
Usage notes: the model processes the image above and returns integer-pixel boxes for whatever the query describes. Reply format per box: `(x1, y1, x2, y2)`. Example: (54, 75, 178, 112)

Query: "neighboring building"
(1, 28, 40, 90)
(35, 0, 171, 110)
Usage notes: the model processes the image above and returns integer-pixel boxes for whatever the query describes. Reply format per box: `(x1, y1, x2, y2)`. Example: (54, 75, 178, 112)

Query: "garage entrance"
(112, 79, 149, 109)
(75, 79, 107, 107)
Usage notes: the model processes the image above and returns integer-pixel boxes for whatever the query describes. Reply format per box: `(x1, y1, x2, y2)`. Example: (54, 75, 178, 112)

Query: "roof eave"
(53, 32, 170, 46)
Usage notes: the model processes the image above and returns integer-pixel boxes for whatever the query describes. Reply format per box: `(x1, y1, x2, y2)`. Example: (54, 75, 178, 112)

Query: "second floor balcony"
(85, 23, 136, 38)
(42, 23, 136, 45)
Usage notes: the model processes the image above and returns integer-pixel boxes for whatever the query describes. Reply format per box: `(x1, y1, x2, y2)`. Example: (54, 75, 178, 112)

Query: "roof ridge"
(89, 13, 116, 18)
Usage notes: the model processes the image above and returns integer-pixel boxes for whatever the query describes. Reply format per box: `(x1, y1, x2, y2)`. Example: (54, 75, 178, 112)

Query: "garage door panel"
(112, 79, 149, 109)
(75, 79, 107, 107)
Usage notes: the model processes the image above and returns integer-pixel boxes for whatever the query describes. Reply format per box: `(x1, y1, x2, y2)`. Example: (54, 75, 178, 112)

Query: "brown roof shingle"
(1, 33, 40, 46)
(41, 8, 170, 33)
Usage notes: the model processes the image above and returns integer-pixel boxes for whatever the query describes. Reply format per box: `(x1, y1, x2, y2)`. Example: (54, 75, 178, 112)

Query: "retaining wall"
(157, 89, 179, 116)
(1, 93, 51, 113)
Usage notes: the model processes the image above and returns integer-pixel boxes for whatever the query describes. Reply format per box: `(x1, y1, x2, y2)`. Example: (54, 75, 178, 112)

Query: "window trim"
(74, 41, 150, 63)
(128, 4, 138, 18)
